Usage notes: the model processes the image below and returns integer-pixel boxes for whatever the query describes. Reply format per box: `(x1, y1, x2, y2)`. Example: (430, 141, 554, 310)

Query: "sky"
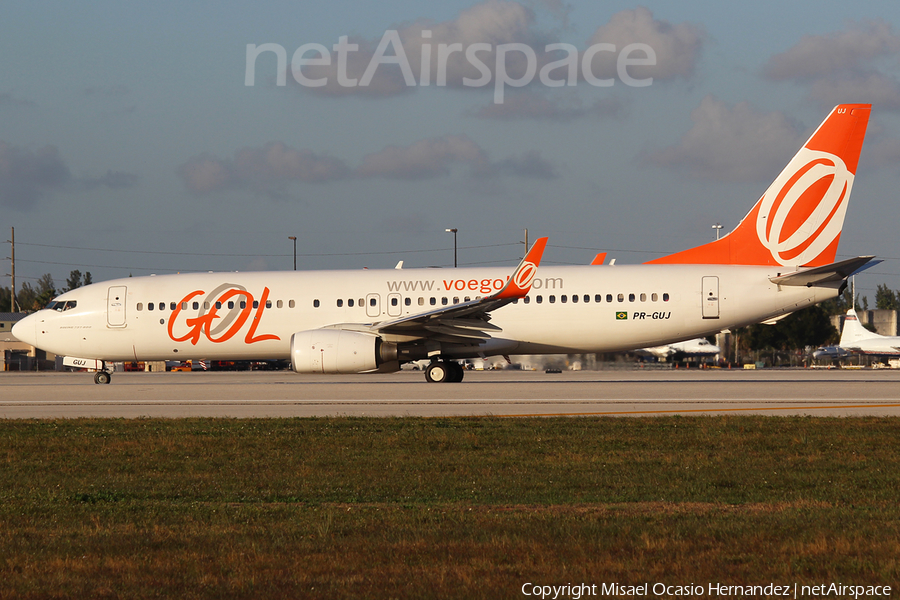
(2, 0, 900, 303)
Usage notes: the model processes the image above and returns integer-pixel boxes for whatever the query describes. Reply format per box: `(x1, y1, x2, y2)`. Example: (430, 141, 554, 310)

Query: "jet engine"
(291, 329, 399, 374)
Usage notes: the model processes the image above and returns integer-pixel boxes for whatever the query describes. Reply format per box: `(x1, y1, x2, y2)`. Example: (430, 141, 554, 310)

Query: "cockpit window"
(47, 300, 77, 311)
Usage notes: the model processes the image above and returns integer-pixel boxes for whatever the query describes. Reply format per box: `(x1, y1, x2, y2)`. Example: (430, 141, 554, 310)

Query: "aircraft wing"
(769, 256, 878, 287)
(370, 238, 548, 343)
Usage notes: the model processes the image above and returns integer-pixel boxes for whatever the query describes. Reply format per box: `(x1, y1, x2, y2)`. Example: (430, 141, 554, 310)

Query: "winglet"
(590, 252, 607, 266)
(494, 237, 548, 300)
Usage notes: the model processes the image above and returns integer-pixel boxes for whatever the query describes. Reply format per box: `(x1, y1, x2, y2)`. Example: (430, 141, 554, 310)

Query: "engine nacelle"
(290, 329, 398, 374)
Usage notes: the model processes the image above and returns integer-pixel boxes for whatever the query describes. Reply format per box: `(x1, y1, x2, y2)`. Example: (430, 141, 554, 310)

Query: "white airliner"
(636, 338, 720, 361)
(13, 104, 876, 384)
(837, 309, 900, 356)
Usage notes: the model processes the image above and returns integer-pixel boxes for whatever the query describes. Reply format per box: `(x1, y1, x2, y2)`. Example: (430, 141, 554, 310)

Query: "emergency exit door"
(702, 277, 719, 319)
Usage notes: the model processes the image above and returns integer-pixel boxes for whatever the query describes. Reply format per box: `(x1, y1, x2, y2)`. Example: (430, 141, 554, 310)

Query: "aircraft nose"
(11, 314, 37, 347)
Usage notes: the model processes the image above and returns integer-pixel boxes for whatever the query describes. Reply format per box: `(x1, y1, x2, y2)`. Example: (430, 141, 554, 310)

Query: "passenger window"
(561, 295, 568, 303)
(640, 293, 647, 302)
(418, 297, 424, 306)
(652, 293, 658, 302)
(584, 295, 590, 303)
(441, 297, 448, 306)
(663, 293, 670, 302)
(452, 297, 459, 304)
(405, 298, 411, 306)
(370, 298, 376, 307)
(314, 299, 320, 308)
(240, 301, 246, 309)
(430, 297, 436, 306)
(289, 300, 295, 308)
(253, 301, 259, 309)
(524, 296, 530, 304)
(607, 294, 613, 303)
(391, 297, 398, 306)
(204, 302, 210, 310)
(549, 295, 556, 303)
(266, 300, 272, 309)
(192, 302, 199, 310)
(182, 302, 187, 310)
(595, 295, 602, 303)
(148, 303, 154, 311)
(628, 294, 635, 302)
(348, 299, 354, 307)
(536, 296, 543, 304)
(337, 299, 343, 307)
(277, 300, 283, 308)
(617, 294, 624, 302)
(571, 295, 578, 303)
(170, 302, 177, 311)
(215, 301, 222, 309)
(137, 303, 143, 311)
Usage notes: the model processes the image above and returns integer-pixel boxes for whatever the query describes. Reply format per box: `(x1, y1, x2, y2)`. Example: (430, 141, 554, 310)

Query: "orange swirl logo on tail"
(756, 148, 853, 266)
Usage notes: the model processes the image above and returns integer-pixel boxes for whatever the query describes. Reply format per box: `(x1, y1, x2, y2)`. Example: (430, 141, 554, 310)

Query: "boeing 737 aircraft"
(13, 104, 876, 384)
(837, 309, 900, 356)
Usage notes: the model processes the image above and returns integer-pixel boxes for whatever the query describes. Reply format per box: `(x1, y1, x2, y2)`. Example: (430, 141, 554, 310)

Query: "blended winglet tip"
(495, 236, 548, 300)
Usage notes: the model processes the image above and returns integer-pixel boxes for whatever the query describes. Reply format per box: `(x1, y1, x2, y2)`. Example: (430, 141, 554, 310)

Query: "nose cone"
(11, 313, 37, 346)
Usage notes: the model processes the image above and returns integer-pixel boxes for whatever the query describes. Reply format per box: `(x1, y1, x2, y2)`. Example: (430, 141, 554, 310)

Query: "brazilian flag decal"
(616, 311, 628, 320)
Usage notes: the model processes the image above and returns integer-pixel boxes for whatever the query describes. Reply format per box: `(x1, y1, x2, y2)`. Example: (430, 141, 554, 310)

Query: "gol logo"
(513, 261, 538, 291)
(167, 285, 281, 345)
(756, 148, 853, 266)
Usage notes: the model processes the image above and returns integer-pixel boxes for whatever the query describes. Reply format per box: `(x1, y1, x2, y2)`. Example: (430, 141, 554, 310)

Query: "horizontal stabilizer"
(768, 256, 878, 287)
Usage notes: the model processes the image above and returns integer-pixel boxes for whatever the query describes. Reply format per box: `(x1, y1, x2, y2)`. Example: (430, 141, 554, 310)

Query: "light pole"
(712, 223, 723, 240)
(288, 236, 297, 271)
(445, 228, 457, 268)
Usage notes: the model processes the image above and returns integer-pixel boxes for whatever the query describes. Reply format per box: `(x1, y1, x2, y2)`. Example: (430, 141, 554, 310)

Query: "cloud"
(0, 93, 36, 108)
(762, 20, 900, 111)
(809, 72, 900, 111)
(0, 141, 136, 209)
(356, 135, 489, 179)
(584, 7, 705, 82)
(78, 170, 140, 191)
(466, 90, 625, 120)
(763, 20, 900, 81)
(642, 96, 805, 182)
(178, 142, 350, 195)
(0, 142, 70, 209)
(280, 2, 703, 101)
(180, 134, 558, 194)
(488, 150, 558, 178)
(291, 0, 545, 97)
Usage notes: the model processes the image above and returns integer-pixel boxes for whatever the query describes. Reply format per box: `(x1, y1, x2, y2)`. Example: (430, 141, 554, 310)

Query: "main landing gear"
(424, 360, 464, 383)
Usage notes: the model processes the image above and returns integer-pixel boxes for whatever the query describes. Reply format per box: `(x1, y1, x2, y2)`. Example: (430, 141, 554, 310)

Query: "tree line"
(1, 270, 92, 313)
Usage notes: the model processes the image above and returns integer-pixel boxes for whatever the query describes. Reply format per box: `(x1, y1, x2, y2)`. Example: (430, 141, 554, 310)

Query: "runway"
(3, 368, 900, 418)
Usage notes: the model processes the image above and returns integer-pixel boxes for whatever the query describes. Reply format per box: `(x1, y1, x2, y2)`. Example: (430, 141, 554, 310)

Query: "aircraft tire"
(94, 371, 111, 385)
(425, 362, 449, 383)
(447, 361, 464, 382)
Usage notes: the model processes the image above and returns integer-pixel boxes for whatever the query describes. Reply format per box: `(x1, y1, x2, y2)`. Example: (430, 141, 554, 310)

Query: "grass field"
(1, 416, 898, 599)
